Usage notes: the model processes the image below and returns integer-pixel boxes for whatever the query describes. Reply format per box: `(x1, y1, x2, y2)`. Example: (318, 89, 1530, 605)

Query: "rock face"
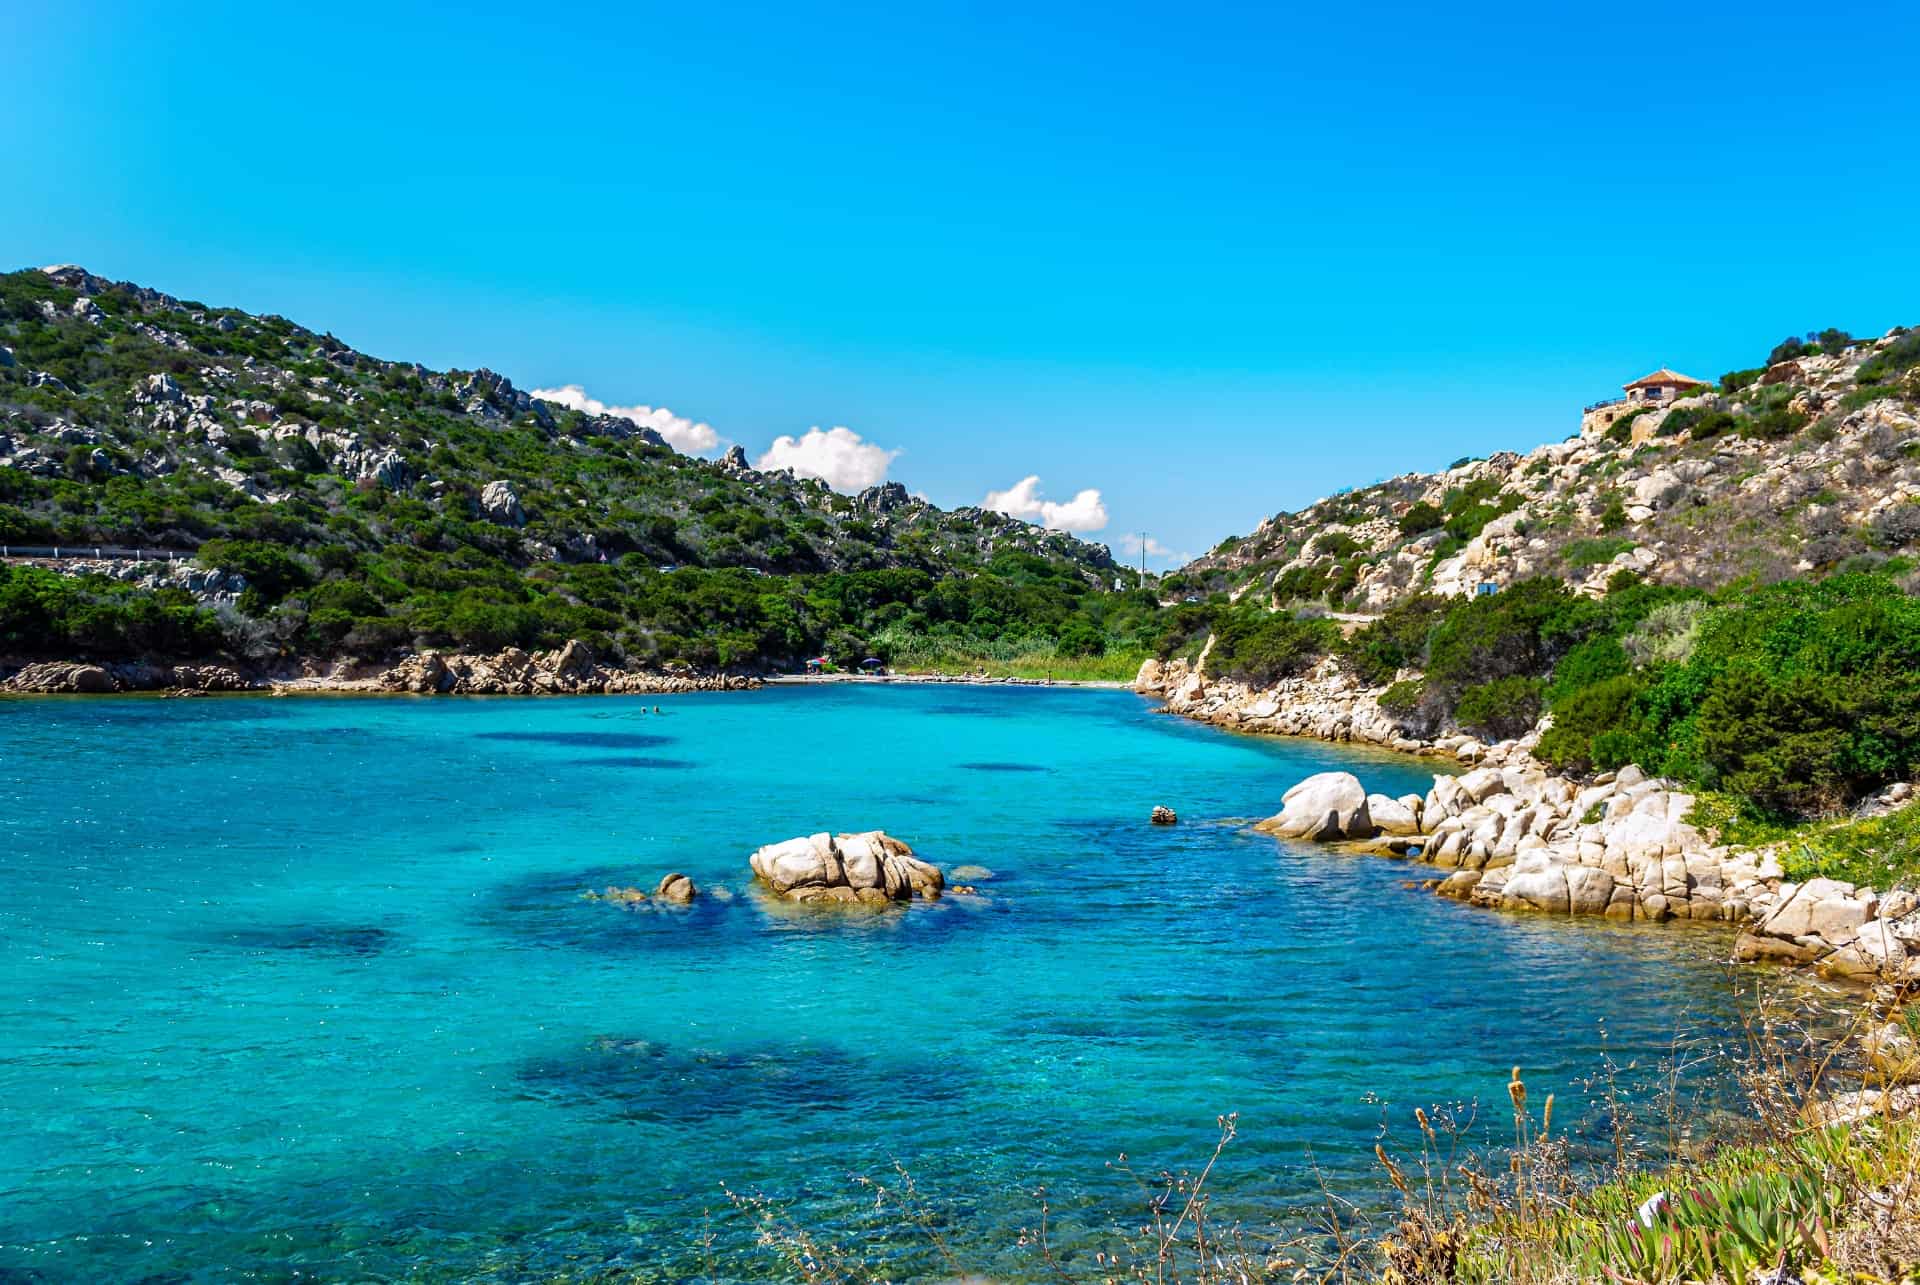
(3, 662, 118, 693)
(479, 479, 525, 526)
(1258, 772, 1374, 840)
(1, 661, 253, 695)
(1141, 655, 1439, 758)
(748, 831, 944, 905)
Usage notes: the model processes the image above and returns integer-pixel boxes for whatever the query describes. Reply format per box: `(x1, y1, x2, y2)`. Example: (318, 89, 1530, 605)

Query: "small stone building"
(1582, 367, 1713, 438)
(1622, 368, 1711, 406)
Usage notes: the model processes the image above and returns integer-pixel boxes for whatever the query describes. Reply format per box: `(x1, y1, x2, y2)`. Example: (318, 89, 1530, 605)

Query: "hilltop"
(1140, 320, 1920, 845)
(0, 265, 1151, 677)
(1176, 327, 1920, 608)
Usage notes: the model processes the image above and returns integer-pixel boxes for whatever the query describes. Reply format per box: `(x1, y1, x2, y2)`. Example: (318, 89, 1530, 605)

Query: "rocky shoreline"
(764, 671, 1132, 689)
(0, 650, 1138, 698)
(0, 640, 758, 698)
(1138, 656, 1920, 989)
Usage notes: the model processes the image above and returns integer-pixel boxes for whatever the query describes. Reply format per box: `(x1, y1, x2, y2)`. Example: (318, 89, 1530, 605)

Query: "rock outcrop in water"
(654, 873, 697, 903)
(748, 831, 944, 904)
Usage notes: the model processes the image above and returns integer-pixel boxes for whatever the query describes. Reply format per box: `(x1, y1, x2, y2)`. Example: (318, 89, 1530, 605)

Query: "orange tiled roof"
(1623, 368, 1710, 390)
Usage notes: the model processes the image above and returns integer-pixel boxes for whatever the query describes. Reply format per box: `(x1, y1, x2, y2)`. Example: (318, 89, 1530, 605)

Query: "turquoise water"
(1, 686, 1769, 1280)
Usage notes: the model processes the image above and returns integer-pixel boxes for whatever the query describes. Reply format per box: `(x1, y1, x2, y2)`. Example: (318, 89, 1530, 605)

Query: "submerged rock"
(748, 831, 944, 904)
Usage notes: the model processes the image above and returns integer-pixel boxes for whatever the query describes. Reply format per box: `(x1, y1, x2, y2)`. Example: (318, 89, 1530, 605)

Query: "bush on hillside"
(1054, 617, 1106, 658)
(1206, 609, 1336, 687)
(1453, 675, 1545, 740)
(1657, 405, 1740, 440)
(1340, 593, 1450, 686)
(1535, 672, 1658, 774)
(1397, 501, 1443, 536)
(1857, 330, 1920, 386)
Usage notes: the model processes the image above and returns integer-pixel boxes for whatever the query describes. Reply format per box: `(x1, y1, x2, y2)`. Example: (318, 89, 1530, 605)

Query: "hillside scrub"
(1205, 606, 1339, 686)
(1335, 570, 1920, 825)
(0, 267, 1182, 674)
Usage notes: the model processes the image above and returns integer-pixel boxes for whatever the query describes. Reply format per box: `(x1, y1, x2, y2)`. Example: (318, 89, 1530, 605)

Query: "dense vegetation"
(1170, 565, 1920, 841)
(0, 267, 1162, 674)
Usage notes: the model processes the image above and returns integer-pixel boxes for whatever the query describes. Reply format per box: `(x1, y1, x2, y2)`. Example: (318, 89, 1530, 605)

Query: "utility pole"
(1139, 532, 1147, 579)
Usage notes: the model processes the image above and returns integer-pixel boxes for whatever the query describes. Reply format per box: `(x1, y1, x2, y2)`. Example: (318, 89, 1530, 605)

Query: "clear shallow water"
(0, 686, 1773, 1280)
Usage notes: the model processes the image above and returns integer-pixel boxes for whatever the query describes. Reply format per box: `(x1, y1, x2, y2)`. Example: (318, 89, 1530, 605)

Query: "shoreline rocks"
(1, 641, 760, 698)
(1139, 650, 1920, 985)
(748, 831, 945, 905)
(2, 660, 251, 694)
(1256, 757, 1919, 986)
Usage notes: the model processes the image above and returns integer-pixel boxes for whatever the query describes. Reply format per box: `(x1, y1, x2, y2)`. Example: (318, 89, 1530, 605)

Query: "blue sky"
(7, 2, 1917, 565)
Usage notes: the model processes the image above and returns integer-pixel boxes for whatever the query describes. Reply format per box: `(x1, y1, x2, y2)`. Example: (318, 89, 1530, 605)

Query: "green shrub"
(1206, 609, 1336, 687)
(1453, 675, 1545, 740)
(1603, 409, 1644, 444)
(1536, 673, 1656, 773)
(1561, 537, 1635, 570)
(1311, 531, 1361, 558)
(1632, 574, 1920, 815)
(1656, 405, 1739, 440)
(197, 539, 313, 604)
(1054, 617, 1106, 658)
(1856, 329, 1920, 385)
(1341, 593, 1450, 686)
(1378, 678, 1426, 713)
(1397, 501, 1443, 536)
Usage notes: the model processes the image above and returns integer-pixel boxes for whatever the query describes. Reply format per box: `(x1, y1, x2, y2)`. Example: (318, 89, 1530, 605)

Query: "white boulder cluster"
(748, 831, 945, 905)
(1260, 767, 1920, 985)
(1141, 656, 1433, 756)
(266, 640, 763, 696)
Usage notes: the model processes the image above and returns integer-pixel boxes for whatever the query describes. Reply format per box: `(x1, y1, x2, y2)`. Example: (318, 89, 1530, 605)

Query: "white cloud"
(531, 383, 722, 455)
(756, 426, 898, 492)
(1117, 533, 1191, 565)
(982, 475, 1109, 533)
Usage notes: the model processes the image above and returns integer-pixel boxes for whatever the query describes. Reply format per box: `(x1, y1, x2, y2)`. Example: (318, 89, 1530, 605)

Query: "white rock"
(1261, 772, 1374, 841)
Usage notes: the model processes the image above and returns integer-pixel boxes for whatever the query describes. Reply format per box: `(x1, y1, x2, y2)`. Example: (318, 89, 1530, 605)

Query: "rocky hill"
(0, 265, 1115, 581)
(1178, 327, 1920, 609)
(0, 265, 1155, 677)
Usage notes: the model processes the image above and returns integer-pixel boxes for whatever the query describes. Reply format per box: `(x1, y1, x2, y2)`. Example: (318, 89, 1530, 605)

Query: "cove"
(0, 685, 1800, 1280)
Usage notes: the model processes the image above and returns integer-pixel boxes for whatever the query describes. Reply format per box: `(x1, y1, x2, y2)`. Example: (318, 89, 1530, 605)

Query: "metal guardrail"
(1, 545, 195, 562)
(1583, 396, 1630, 413)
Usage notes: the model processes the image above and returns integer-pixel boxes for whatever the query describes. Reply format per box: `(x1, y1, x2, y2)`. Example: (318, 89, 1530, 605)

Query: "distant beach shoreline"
(764, 671, 1134, 690)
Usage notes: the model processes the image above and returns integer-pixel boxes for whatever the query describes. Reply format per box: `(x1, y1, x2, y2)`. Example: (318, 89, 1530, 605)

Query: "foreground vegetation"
(722, 991, 1920, 1283)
